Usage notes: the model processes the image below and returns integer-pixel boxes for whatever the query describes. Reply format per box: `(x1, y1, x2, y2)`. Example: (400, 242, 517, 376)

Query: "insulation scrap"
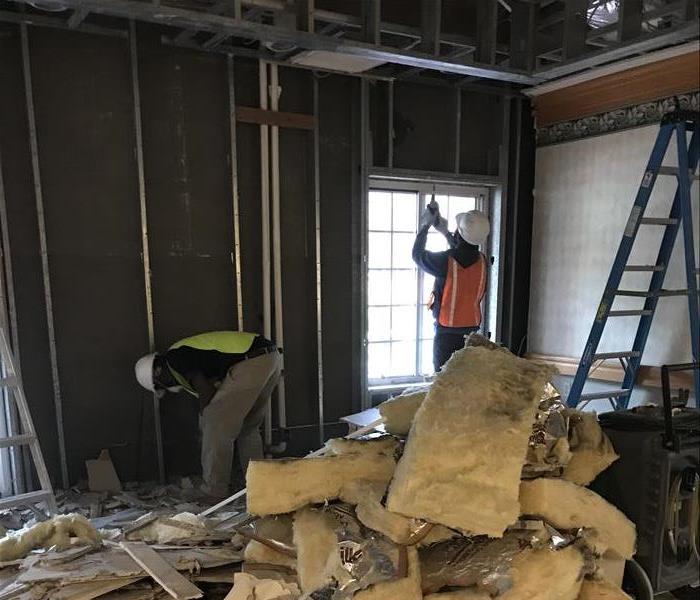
(424, 590, 491, 600)
(387, 346, 555, 537)
(224, 572, 300, 600)
(353, 546, 422, 600)
(246, 448, 397, 516)
(578, 579, 633, 600)
(519, 477, 636, 559)
(378, 389, 428, 436)
(0, 513, 100, 562)
(292, 507, 343, 593)
(562, 410, 619, 486)
(499, 545, 584, 600)
(323, 436, 400, 458)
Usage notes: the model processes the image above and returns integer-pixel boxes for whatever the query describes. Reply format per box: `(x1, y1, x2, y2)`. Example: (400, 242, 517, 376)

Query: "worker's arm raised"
(412, 227, 449, 278)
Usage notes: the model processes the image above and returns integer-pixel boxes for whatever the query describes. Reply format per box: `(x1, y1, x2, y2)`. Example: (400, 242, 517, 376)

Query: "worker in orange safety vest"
(413, 202, 490, 371)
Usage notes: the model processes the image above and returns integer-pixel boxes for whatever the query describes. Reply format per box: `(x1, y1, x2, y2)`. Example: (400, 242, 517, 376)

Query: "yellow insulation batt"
(353, 546, 422, 600)
(562, 410, 619, 486)
(387, 346, 555, 537)
(292, 508, 344, 594)
(578, 579, 632, 600)
(247, 450, 396, 516)
(499, 545, 585, 600)
(519, 478, 636, 559)
(0, 514, 100, 562)
(378, 390, 428, 436)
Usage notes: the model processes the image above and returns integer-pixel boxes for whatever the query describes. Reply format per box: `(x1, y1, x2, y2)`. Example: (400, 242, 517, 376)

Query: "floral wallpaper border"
(537, 91, 699, 146)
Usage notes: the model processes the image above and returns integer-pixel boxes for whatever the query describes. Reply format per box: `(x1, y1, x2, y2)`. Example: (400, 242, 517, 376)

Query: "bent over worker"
(134, 331, 281, 498)
(413, 204, 490, 371)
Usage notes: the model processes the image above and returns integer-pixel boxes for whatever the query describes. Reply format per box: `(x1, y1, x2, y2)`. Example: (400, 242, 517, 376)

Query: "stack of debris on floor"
(240, 335, 634, 599)
(0, 334, 634, 599)
(0, 482, 247, 599)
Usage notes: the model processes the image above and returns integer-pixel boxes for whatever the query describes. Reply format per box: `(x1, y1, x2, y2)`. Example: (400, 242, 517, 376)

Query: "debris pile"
(238, 337, 634, 599)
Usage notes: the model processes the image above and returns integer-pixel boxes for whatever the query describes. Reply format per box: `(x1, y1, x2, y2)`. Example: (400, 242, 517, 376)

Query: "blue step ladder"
(567, 109, 699, 411)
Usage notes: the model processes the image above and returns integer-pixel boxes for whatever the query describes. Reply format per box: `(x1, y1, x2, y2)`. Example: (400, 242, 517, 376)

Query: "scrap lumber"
(387, 346, 555, 536)
(578, 579, 632, 600)
(519, 478, 636, 558)
(246, 446, 396, 516)
(119, 542, 203, 600)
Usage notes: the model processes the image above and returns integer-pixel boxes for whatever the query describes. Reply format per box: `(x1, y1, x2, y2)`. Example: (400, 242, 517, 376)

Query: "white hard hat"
(456, 210, 490, 245)
(135, 353, 157, 392)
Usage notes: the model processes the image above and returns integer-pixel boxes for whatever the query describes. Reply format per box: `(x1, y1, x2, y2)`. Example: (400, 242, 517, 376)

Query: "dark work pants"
(433, 328, 477, 372)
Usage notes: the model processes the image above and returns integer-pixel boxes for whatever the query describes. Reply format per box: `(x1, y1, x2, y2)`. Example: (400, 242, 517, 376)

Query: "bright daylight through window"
(367, 187, 482, 382)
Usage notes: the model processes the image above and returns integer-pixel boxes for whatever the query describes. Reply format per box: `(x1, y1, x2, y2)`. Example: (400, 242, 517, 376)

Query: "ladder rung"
(0, 490, 53, 510)
(579, 389, 631, 402)
(616, 289, 689, 297)
(657, 166, 700, 180)
(639, 218, 679, 226)
(0, 376, 18, 388)
(624, 265, 665, 272)
(0, 434, 36, 449)
(592, 351, 641, 360)
(608, 310, 653, 317)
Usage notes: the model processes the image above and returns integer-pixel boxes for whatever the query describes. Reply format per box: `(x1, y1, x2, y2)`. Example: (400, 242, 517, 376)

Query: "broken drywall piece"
(48, 576, 143, 600)
(378, 389, 428, 436)
(353, 546, 422, 600)
(0, 514, 101, 562)
(127, 512, 212, 545)
(86, 449, 122, 493)
(578, 579, 632, 600)
(246, 452, 396, 516)
(499, 545, 584, 600)
(224, 572, 300, 600)
(387, 346, 555, 536)
(519, 478, 636, 559)
(562, 410, 619, 486)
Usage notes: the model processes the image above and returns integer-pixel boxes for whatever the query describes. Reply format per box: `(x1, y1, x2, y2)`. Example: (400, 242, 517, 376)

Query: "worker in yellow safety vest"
(413, 203, 490, 371)
(134, 331, 281, 498)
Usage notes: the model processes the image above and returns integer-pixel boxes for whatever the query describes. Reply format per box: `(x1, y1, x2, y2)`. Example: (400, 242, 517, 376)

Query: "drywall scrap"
(562, 409, 619, 486)
(387, 346, 555, 537)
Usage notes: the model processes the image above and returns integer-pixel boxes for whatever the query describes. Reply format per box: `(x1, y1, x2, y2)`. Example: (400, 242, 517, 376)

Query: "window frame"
(366, 179, 491, 387)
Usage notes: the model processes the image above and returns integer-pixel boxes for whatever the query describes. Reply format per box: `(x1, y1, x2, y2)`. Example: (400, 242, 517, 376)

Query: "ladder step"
(592, 351, 641, 360)
(0, 375, 18, 388)
(0, 434, 36, 449)
(639, 218, 679, 226)
(657, 166, 700, 180)
(624, 265, 665, 272)
(0, 490, 53, 510)
(616, 289, 689, 297)
(579, 389, 632, 402)
(608, 309, 653, 317)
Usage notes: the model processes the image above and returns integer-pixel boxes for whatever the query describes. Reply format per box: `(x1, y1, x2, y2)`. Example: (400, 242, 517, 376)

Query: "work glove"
(419, 206, 436, 231)
(435, 215, 449, 236)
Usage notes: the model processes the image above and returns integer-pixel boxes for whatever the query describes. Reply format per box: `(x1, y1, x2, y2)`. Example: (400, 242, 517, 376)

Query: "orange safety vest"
(438, 253, 487, 328)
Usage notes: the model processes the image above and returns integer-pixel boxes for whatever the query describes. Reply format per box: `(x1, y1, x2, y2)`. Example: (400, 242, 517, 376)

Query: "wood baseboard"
(526, 353, 695, 390)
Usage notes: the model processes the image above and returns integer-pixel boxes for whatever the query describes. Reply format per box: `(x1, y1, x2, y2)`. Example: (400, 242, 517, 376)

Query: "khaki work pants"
(200, 351, 281, 497)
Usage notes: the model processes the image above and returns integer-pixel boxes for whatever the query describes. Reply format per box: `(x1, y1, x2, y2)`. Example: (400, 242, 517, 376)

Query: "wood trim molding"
(236, 106, 315, 130)
(526, 352, 695, 390)
(533, 50, 700, 127)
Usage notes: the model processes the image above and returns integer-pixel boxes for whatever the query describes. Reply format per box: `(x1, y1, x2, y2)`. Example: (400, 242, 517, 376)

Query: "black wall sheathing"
(138, 27, 237, 477)
(501, 98, 536, 355)
(0, 24, 60, 483)
(27, 28, 154, 483)
(460, 91, 503, 175)
(370, 81, 389, 169)
(393, 81, 457, 172)
(0, 23, 521, 486)
(318, 75, 362, 422)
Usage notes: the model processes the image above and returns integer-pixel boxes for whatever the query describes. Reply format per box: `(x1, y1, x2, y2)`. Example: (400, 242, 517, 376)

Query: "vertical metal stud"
(129, 21, 164, 483)
(387, 80, 394, 170)
(313, 77, 324, 446)
(227, 56, 244, 331)
(359, 79, 370, 410)
(495, 98, 511, 344)
(20, 23, 69, 490)
(454, 88, 462, 174)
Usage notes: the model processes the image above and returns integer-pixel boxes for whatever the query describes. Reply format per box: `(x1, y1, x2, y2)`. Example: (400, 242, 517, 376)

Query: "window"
(367, 182, 489, 384)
